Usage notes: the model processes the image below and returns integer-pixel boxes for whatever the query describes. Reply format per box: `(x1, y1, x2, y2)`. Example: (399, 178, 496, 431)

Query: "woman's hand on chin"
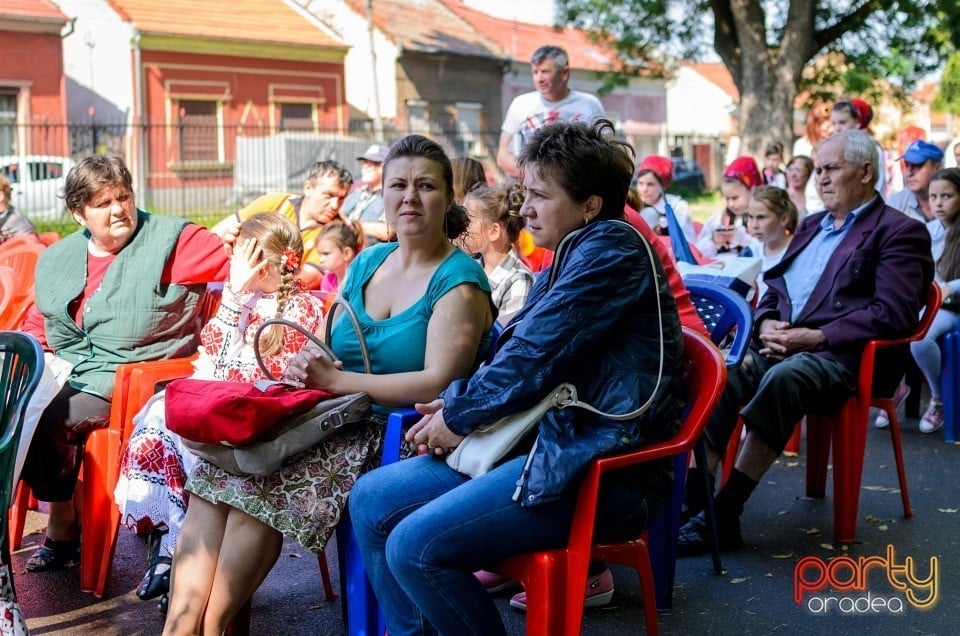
(406, 399, 464, 455)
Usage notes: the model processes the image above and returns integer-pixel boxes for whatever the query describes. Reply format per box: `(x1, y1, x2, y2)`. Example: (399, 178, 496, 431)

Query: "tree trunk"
(737, 73, 798, 159)
(713, 0, 815, 159)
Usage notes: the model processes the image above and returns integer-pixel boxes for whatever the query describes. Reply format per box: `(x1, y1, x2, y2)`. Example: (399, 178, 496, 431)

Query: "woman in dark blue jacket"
(349, 119, 685, 635)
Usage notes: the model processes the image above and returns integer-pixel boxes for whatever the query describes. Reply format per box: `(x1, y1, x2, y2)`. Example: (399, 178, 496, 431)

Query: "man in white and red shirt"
(497, 45, 604, 178)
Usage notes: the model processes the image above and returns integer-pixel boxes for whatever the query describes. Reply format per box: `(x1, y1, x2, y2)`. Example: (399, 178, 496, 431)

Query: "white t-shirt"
(501, 90, 605, 156)
(744, 236, 789, 300)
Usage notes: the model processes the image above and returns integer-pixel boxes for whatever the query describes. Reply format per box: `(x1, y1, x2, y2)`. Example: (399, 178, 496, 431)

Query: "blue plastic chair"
(941, 329, 960, 443)
(339, 322, 503, 635)
(685, 281, 754, 368)
(645, 281, 753, 610)
(0, 333, 44, 565)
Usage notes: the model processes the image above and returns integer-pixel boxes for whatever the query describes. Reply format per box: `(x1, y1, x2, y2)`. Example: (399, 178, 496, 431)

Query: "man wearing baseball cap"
(342, 143, 392, 245)
(888, 139, 944, 223)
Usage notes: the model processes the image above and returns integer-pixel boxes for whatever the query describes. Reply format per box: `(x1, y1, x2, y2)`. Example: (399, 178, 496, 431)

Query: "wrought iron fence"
(2, 121, 725, 233)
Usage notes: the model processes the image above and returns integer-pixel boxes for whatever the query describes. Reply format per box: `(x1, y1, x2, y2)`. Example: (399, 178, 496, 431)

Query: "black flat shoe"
(137, 526, 171, 600)
(25, 538, 80, 572)
(676, 511, 742, 557)
(137, 556, 171, 600)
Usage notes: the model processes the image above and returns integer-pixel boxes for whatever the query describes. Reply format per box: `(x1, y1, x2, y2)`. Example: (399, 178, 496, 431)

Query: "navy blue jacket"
(441, 220, 685, 506)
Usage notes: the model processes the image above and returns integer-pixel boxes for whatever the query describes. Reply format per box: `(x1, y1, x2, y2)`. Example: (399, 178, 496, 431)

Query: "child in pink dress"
(316, 220, 364, 311)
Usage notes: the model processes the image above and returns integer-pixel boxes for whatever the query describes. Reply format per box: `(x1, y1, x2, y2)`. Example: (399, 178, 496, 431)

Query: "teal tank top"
(329, 244, 492, 404)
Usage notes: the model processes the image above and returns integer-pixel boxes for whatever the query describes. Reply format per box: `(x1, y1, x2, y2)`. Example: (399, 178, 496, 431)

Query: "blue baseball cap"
(900, 140, 944, 165)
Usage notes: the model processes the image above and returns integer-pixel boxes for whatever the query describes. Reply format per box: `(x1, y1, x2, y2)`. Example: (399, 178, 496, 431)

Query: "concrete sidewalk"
(12, 410, 960, 635)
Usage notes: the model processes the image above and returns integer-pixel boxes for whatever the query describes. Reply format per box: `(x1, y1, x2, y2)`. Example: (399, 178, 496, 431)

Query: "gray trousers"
(703, 349, 857, 455)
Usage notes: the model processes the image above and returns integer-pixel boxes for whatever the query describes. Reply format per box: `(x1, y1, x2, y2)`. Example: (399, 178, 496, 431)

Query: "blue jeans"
(349, 454, 662, 636)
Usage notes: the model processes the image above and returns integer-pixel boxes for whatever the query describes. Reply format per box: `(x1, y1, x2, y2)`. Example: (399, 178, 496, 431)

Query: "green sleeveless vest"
(35, 211, 205, 399)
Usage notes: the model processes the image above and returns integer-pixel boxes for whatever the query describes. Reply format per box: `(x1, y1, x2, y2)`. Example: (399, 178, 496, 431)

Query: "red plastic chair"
(0, 267, 15, 325)
(0, 241, 44, 274)
(0, 234, 42, 253)
(37, 231, 61, 246)
(496, 329, 726, 636)
(0, 243, 44, 330)
(805, 282, 940, 543)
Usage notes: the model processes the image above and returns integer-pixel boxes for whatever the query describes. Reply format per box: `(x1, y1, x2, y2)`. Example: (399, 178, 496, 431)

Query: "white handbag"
(445, 384, 576, 478)
(445, 220, 666, 478)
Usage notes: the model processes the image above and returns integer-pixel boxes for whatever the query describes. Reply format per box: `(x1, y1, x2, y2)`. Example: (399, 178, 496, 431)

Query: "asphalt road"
(12, 407, 960, 635)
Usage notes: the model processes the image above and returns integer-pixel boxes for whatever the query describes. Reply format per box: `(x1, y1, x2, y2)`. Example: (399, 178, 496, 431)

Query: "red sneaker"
(509, 568, 614, 611)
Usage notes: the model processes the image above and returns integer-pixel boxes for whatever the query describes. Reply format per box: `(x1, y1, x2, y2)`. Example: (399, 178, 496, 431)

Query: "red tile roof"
(104, 0, 344, 48)
(914, 81, 937, 104)
(0, 0, 67, 21)
(342, 0, 499, 58)
(683, 62, 738, 100)
(438, 0, 618, 71)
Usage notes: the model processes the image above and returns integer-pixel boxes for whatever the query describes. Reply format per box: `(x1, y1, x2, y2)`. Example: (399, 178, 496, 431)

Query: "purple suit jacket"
(755, 195, 934, 376)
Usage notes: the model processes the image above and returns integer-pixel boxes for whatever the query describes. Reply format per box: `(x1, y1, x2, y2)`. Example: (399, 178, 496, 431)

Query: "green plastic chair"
(0, 333, 43, 545)
(0, 331, 43, 629)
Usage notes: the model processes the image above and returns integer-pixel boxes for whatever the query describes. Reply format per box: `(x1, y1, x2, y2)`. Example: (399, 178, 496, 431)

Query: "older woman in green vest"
(20, 154, 230, 572)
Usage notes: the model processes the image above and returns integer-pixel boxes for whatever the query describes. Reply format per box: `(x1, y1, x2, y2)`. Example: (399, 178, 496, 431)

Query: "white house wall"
(294, 0, 399, 121)
(57, 0, 136, 121)
(666, 67, 734, 137)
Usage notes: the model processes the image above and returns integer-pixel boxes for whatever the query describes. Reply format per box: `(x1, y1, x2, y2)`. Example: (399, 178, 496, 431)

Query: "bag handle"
(253, 297, 372, 381)
(324, 297, 372, 373)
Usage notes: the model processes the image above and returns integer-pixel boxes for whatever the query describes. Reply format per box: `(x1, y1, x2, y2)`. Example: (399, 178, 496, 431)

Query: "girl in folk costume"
(634, 155, 697, 243)
(114, 212, 322, 608)
(695, 156, 763, 258)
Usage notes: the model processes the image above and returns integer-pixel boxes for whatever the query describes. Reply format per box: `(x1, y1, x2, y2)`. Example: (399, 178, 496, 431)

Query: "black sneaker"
(676, 510, 742, 556)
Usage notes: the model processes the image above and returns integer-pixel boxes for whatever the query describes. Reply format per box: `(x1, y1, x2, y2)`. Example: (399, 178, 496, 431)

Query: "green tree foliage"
(556, 0, 956, 155)
(934, 51, 960, 115)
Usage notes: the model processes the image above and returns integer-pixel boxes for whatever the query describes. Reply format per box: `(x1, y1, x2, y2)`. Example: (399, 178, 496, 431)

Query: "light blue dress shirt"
(783, 198, 875, 322)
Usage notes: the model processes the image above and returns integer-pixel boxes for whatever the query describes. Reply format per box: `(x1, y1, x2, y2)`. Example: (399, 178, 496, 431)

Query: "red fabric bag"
(165, 379, 333, 447)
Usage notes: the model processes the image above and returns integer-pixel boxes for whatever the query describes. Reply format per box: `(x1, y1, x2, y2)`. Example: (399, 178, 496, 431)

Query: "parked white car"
(0, 155, 74, 220)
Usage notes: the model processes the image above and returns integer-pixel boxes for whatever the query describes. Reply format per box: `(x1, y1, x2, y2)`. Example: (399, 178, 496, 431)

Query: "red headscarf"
(836, 97, 874, 130)
(723, 156, 762, 190)
(639, 155, 673, 188)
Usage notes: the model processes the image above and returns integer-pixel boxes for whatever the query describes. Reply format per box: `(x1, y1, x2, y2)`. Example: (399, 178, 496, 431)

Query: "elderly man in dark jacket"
(679, 129, 934, 553)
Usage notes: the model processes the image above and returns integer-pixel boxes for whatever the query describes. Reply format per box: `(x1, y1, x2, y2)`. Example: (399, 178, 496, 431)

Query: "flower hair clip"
(280, 248, 300, 273)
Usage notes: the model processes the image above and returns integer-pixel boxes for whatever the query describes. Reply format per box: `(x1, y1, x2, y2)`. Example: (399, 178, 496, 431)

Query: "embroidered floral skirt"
(186, 415, 385, 554)
(114, 392, 192, 556)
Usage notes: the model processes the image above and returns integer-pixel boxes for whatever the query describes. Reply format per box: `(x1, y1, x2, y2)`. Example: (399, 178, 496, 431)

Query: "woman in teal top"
(166, 136, 494, 635)
(331, 241, 492, 385)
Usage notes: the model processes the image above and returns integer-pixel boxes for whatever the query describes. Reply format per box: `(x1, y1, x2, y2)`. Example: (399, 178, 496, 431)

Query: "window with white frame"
(0, 90, 17, 156)
(406, 100, 431, 135)
(177, 100, 219, 162)
(455, 102, 483, 156)
(279, 102, 314, 132)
